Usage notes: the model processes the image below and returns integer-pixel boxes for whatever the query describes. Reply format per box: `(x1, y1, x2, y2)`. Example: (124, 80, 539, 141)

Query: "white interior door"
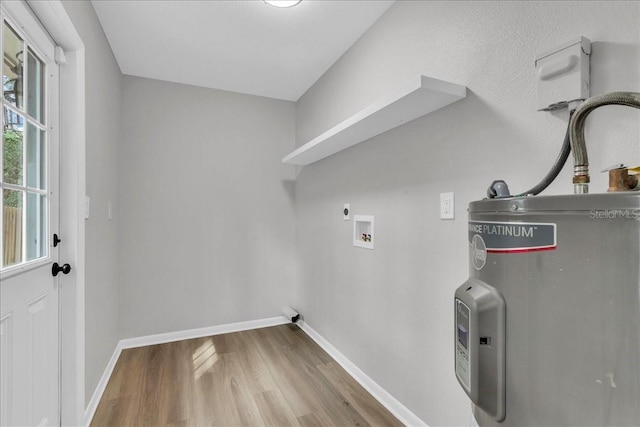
(1, 2, 61, 426)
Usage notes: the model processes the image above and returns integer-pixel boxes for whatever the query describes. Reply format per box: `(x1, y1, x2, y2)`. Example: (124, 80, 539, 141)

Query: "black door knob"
(52, 262, 72, 277)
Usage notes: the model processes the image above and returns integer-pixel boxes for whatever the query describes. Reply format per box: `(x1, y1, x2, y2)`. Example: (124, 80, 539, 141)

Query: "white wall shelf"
(282, 75, 466, 165)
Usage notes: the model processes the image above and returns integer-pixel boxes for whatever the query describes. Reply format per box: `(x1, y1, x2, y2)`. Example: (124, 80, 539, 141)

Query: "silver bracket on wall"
(535, 36, 591, 111)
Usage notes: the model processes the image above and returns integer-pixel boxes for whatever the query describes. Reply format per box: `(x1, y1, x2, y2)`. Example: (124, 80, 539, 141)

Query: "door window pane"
(26, 123, 44, 189)
(3, 109, 24, 186)
(1, 19, 50, 270)
(2, 189, 23, 267)
(27, 48, 44, 122)
(2, 21, 23, 109)
(26, 192, 45, 261)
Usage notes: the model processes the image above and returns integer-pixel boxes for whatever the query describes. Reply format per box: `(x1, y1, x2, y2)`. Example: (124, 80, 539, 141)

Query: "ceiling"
(91, 0, 394, 101)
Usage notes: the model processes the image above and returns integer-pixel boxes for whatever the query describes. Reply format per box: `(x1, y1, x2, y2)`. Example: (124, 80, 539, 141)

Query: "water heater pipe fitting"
(569, 92, 640, 194)
(608, 167, 639, 192)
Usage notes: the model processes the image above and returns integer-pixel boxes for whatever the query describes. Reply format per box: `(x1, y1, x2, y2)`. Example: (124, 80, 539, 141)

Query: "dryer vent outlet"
(282, 306, 300, 323)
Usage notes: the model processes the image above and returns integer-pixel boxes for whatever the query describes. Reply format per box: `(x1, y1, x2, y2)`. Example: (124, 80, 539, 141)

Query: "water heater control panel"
(455, 279, 506, 421)
(456, 299, 471, 391)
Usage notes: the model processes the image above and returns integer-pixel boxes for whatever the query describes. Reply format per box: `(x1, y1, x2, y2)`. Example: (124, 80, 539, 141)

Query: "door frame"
(23, 1, 86, 425)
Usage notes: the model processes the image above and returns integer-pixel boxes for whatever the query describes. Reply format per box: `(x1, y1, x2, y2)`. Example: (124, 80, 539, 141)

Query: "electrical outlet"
(440, 192, 454, 219)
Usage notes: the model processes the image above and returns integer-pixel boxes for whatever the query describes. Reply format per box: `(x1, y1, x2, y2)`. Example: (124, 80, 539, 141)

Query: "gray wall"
(294, 1, 640, 425)
(61, 1, 122, 406)
(119, 77, 297, 339)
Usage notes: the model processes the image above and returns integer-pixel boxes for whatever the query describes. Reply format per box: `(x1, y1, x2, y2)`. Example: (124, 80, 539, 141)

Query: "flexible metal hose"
(515, 109, 575, 197)
(569, 91, 640, 193)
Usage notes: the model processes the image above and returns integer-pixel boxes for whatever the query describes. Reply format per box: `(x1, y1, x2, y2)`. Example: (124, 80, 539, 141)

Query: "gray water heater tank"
(457, 193, 640, 427)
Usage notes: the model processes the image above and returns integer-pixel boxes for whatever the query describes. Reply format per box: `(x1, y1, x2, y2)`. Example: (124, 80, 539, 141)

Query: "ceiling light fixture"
(264, 0, 302, 8)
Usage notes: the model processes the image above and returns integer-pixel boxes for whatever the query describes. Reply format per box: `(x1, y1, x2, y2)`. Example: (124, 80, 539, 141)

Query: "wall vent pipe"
(282, 306, 300, 323)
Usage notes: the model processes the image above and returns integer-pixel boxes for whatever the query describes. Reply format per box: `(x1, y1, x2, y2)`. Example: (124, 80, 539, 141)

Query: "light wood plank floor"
(91, 324, 403, 426)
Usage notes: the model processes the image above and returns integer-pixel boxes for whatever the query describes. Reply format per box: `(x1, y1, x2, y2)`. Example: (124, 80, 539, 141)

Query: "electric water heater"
(456, 193, 640, 426)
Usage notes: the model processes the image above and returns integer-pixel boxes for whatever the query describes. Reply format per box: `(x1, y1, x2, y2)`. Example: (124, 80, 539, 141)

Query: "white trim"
(298, 320, 428, 427)
(83, 344, 121, 427)
(27, 1, 84, 51)
(119, 316, 289, 349)
(58, 46, 86, 427)
(83, 316, 290, 426)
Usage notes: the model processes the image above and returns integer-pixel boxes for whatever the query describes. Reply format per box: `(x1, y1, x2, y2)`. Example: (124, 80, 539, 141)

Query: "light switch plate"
(440, 192, 454, 219)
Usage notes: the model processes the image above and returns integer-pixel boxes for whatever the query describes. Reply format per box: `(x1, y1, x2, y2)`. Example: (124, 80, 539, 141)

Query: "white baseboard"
(298, 320, 427, 427)
(84, 316, 425, 427)
(119, 316, 288, 349)
(84, 316, 289, 425)
(83, 342, 122, 426)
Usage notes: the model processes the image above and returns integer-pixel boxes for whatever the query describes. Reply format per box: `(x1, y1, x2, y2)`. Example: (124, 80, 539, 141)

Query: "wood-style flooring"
(90, 324, 403, 426)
